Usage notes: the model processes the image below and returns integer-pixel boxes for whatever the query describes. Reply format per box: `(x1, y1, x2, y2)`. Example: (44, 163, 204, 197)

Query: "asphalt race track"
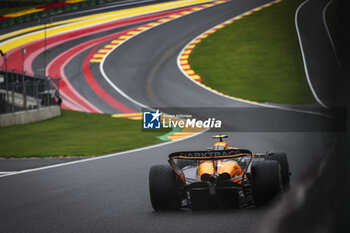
(0, 0, 339, 232)
(0, 132, 334, 233)
(295, 0, 341, 108)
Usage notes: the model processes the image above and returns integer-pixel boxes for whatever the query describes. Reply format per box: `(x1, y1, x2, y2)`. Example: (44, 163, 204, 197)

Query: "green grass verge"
(0, 110, 169, 158)
(189, 0, 315, 104)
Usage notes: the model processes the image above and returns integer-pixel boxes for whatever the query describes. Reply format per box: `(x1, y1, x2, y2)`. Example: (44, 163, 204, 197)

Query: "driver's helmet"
(213, 141, 228, 150)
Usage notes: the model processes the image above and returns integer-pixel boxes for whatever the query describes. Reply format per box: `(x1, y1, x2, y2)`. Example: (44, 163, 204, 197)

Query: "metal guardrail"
(0, 70, 61, 114)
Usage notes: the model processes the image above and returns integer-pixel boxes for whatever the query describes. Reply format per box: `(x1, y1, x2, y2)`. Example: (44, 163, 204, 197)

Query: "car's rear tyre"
(251, 160, 282, 207)
(267, 152, 290, 189)
(149, 165, 181, 211)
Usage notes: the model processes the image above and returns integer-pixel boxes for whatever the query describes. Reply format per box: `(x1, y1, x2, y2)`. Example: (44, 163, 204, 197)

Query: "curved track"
(295, 0, 341, 108)
(0, 0, 337, 232)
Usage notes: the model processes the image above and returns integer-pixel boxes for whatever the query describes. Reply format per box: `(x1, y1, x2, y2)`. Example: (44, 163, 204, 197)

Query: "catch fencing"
(0, 70, 61, 114)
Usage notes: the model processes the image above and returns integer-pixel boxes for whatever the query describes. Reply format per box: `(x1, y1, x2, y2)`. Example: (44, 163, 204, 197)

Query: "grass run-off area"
(189, 0, 315, 104)
(0, 110, 169, 158)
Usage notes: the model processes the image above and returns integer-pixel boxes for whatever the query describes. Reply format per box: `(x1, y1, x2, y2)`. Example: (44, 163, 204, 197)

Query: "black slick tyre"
(267, 152, 290, 189)
(149, 165, 181, 211)
(251, 160, 282, 207)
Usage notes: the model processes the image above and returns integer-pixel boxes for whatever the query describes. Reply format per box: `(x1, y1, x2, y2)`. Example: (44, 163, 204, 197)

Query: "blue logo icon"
(143, 110, 161, 129)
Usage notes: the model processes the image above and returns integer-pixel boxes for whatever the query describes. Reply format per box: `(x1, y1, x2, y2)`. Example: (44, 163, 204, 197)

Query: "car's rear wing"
(168, 149, 253, 176)
(169, 149, 253, 161)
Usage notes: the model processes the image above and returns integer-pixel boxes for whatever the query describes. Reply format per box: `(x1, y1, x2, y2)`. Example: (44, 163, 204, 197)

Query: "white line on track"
(0, 0, 212, 51)
(0, 0, 333, 178)
(295, 0, 328, 108)
(176, 0, 331, 117)
(322, 0, 341, 68)
(0, 172, 18, 175)
(0, 129, 207, 178)
(99, 0, 329, 118)
(0, 0, 215, 179)
(99, 0, 215, 110)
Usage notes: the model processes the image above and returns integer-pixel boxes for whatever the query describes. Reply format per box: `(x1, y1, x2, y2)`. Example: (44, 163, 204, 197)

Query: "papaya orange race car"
(149, 135, 291, 210)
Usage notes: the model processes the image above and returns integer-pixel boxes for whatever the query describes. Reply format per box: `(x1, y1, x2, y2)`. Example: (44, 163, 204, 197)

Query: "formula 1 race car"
(149, 135, 291, 210)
